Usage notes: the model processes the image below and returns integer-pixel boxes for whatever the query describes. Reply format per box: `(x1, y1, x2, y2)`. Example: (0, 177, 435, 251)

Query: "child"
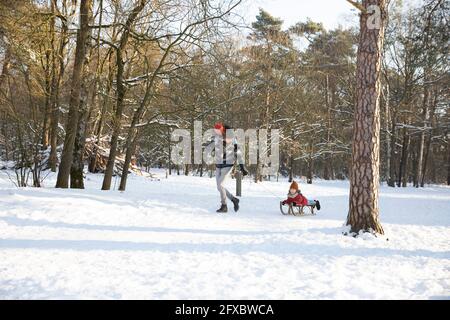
(282, 181, 321, 210)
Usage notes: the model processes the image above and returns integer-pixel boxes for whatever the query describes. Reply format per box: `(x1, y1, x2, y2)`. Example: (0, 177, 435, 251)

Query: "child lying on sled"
(281, 181, 321, 210)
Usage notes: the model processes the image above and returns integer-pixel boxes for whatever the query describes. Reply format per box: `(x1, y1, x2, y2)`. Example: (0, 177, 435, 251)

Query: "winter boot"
(231, 197, 240, 212)
(315, 200, 321, 210)
(216, 204, 228, 213)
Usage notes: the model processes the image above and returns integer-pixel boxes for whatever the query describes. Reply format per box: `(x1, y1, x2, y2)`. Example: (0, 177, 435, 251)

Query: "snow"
(0, 169, 449, 299)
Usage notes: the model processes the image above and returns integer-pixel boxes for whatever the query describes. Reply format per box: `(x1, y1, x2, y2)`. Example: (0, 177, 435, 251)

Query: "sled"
(280, 201, 317, 216)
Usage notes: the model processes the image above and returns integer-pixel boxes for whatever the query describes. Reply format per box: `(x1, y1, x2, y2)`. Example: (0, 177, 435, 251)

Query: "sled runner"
(280, 201, 317, 216)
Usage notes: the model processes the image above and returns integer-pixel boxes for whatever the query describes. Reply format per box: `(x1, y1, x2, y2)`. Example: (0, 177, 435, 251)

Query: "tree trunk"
(288, 154, 293, 182)
(101, 0, 146, 190)
(87, 0, 105, 174)
(88, 71, 112, 173)
(118, 130, 139, 191)
(41, 48, 52, 149)
(447, 135, 450, 186)
(0, 47, 11, 88)
(70, 76, 90, 189)
(347, 0, 386, 235)
(421, 134, 431, 186)
(55, 0, 92, 188)
(307, 139, 314, 184)
(387, 110, 397, 187)
(382, 82, 391, 185)
(398, 127, 409, 187)
(306, 158, 313, 184)
(324, 74, 334, 180)
(49, 0, 68, 172)
(168, 123, 172, 175)
(118, 88, 150, 191)
(70, 4, 94, 189)
(415, 72, 431, 187)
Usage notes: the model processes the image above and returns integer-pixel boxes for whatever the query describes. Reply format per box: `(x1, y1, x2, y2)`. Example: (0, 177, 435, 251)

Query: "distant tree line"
(0, 0, 448, 189)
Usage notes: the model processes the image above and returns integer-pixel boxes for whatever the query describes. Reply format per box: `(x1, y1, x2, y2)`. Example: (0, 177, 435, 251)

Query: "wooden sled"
(280, 201, 317, 216)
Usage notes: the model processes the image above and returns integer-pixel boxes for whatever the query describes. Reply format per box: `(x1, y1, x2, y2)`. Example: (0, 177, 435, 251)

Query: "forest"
(0, 0, 448, 191)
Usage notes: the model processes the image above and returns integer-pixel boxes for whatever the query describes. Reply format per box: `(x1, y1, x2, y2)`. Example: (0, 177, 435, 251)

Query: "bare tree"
(101, 0, 147, 190)
(55, 0, 92, 188)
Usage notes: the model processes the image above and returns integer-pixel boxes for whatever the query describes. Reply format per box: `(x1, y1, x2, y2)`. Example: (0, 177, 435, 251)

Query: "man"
(208, 122, 249, 213)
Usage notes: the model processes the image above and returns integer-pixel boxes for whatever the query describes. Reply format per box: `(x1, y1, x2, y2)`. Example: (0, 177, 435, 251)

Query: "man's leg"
(216, 168, 226, 205)
(222, 167, 234, 201)
(216, 167, 232, 205)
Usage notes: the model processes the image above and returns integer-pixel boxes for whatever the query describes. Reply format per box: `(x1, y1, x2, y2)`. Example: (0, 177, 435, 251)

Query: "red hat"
(214, 122, 224, 134)
(290, 181, 299, 191)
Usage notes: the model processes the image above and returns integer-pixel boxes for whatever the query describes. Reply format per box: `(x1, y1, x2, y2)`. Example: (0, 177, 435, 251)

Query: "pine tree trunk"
(347, 0, 386, 235)
(55, 0, 92, 188)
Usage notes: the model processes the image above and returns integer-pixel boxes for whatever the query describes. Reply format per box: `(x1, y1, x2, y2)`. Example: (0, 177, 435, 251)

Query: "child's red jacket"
(283, 191, 308, 206)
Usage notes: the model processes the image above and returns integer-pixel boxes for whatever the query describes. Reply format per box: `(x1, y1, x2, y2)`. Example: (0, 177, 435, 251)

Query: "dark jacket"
(205, 135, 245, 169)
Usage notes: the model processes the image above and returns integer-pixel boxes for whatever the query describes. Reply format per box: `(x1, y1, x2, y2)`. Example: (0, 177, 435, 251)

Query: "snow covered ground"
(0, 169, 449, 299)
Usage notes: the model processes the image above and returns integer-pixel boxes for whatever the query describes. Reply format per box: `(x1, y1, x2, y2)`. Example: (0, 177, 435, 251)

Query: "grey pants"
(216, 167, 234, 205)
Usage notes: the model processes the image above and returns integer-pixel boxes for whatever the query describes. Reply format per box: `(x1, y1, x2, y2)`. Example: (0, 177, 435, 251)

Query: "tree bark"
(421, 90, 437, 187)
(70, 2, 94, 189)
(347, 0, 386, 235)
(288, 154, 293, 182)
(55, 0, 92, 188)
(70, 69, 90, 188)
(397, 126, 409, 187)
(41, 46, 52, 149)
(415, 70, 431, 187)
(307, 139, 313, 184)
(447, 134, 450, 186)
(382, 82, 391, 185)
(387, 110, 397, 187)
(101, 0, 146, 190)
(324, 74, 334, 180)
(49, 0, 68, 172)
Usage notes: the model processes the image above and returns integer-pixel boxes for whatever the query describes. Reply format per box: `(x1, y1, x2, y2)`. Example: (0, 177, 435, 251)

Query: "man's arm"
(234, 142, 248, 175)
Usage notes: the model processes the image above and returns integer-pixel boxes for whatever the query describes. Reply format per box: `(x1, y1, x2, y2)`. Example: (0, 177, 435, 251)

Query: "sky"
(238, 0, 361, 31)
(237, 0, 424, 32)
